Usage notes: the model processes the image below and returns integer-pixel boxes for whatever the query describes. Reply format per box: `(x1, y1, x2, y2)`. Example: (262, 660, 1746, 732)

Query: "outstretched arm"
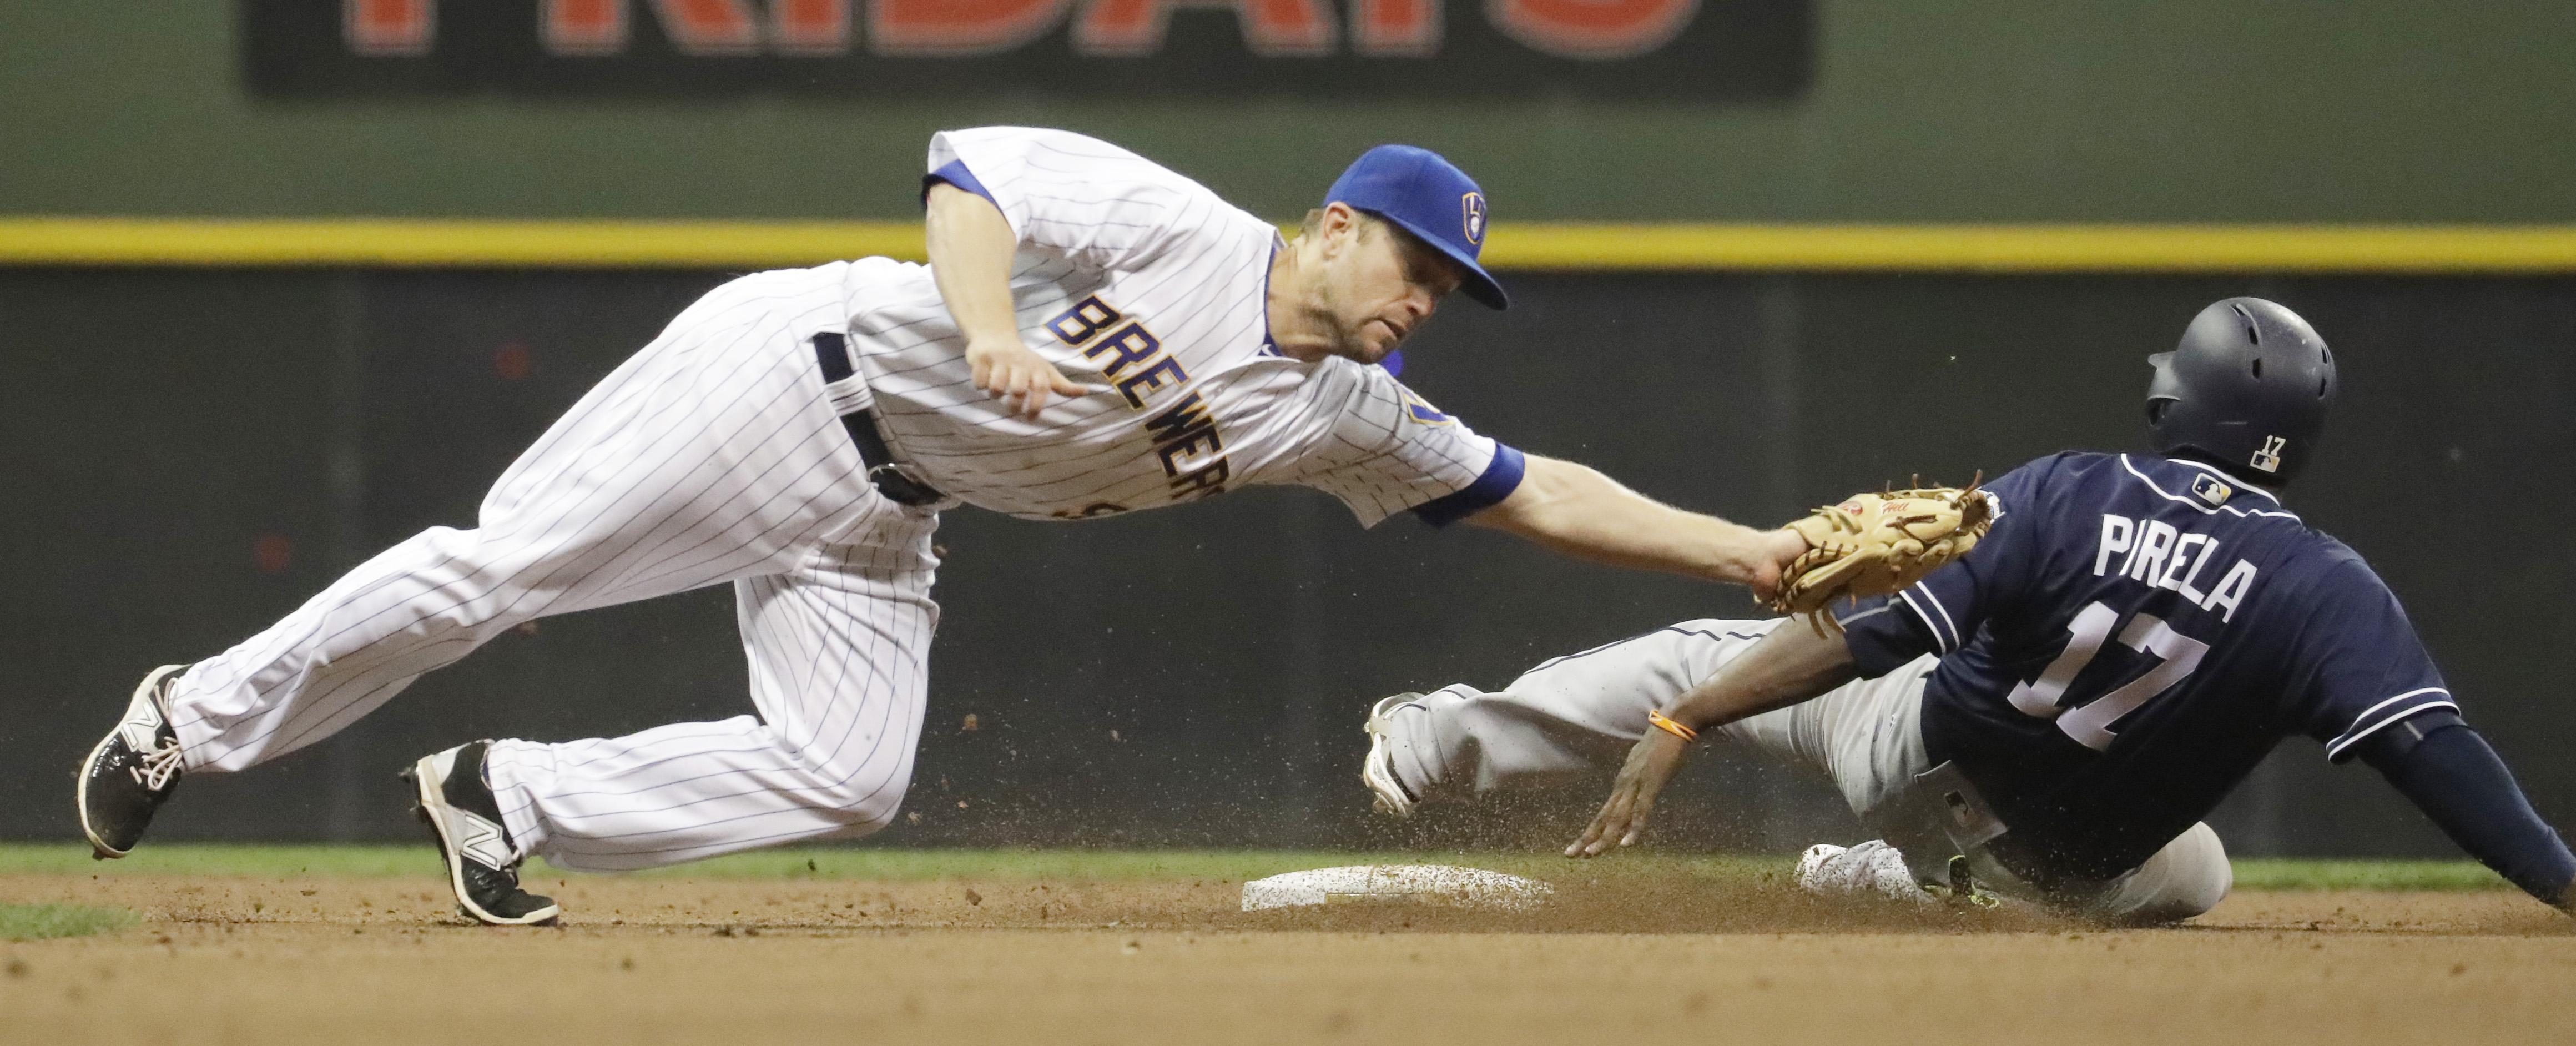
(1565, 622, 1859, 857)
(924, 182, 1086, 419)
(1465, 454, 1806, 599)
(2361, 713, 2576, 911)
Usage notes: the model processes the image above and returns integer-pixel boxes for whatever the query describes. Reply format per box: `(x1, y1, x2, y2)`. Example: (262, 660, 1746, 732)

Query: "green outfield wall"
(4, 270, 2568, 854)
(6, 2, 2572, 857)
(3, 2, 2574, 223)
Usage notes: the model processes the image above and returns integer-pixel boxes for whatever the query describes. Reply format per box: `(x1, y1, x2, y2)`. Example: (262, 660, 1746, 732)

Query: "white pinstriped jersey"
(829, 126, 1511, 526)
(149, 130, 1516, 881)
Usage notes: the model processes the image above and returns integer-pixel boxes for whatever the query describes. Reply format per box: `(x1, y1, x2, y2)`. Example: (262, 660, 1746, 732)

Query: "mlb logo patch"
(2190, 472, 2233, 506)
(1460, 193, 1487, 247)
(2249, 435, 2287, 474)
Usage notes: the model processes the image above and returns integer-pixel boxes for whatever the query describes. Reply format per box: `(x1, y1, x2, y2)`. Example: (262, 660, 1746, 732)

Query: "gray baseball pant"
(1372, 617, 2233, 923)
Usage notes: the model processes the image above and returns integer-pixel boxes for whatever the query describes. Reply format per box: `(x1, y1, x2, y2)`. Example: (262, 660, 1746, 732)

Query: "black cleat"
(403, 741, 561, 926)
(77, 665, 191, 859)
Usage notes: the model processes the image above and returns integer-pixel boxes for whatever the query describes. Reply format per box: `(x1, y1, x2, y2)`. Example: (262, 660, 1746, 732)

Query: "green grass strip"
(531, 849, 1786, 884)
(0, 843, 2515, 891)
(2229, 858, 2511, 891)
(0, 844, 438, 878)
(0, 843, 1740, 882)
(537, 848, 1448, 882)
(0, 902, 136, 941)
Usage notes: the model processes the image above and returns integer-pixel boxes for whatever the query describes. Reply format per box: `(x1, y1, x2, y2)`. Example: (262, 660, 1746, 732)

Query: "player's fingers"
(1566, 794, 1622, 857)
(1584, 818, 1626, 856)
(1566, 823, 1604, 858)
(1618, 795, 1655, 848)
(1579, 822, 1615, 856)
(1587, 811, 1629, 855)
(1565, 813, 1605, 857)
(1577, 789, 1635, 857)
(994, 365, 1035, 408)
(1016, 370, 1053, 418)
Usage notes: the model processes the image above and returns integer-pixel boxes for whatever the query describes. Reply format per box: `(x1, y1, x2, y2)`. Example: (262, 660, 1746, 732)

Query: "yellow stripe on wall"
(0, 219, 925, 269)
(9, 218, 2576, 272)
(1482, 224, 2576, 272)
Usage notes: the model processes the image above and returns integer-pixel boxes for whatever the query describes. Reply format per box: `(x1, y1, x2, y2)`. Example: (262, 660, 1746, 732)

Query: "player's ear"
(1317, 202, 1364, 255)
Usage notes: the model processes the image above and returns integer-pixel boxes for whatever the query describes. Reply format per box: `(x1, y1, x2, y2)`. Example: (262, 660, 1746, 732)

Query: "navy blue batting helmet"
(2145, 298, 2337, 486)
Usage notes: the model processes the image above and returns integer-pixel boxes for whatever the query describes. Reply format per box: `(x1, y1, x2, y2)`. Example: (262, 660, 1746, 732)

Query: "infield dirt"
(4, 870, 2570, 1045)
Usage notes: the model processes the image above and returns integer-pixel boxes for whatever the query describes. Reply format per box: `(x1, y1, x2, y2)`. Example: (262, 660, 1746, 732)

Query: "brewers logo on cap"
(1461, 192, 1487, 247)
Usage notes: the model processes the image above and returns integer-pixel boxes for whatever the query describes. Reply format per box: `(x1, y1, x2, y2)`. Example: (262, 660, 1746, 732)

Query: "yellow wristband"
(1646, 708, 1700, 742)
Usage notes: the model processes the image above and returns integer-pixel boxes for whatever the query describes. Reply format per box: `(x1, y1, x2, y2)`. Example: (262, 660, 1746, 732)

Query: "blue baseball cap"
(1324, 145, 1509, 310)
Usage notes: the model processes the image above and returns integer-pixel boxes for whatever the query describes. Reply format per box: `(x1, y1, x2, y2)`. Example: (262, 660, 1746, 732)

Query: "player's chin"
(1323, 331, 1395, 365)
(1354, 328, 1404, 363)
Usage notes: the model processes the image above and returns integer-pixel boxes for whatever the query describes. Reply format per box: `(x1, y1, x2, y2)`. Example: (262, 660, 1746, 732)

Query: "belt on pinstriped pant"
(809, 332, 946, 507)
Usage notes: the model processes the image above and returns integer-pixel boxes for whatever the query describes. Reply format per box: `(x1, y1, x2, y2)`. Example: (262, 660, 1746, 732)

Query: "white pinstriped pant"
(162, 265, 949, 871)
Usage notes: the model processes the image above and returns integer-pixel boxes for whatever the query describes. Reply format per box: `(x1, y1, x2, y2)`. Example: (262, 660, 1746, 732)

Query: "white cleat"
(1360, 693, 1424, 818)
(1793, 841, 1940, 909)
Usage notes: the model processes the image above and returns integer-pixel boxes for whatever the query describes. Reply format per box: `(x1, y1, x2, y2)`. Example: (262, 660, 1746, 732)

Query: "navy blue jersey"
(1841, 452, 2453, 880)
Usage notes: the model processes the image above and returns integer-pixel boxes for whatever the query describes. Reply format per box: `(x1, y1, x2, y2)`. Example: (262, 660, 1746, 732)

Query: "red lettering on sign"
(1075, 0, 1337, 57)
(873, 0, 1076, 55)
(543, 0, 628, 53)
(774, 0, 853, 53)
(1350, 0, 1438, 56)
(1487, 0, 1697, 58)
(654, 0, 764, 53)
(345, 0, 433, 55)
(542, 0, 761, 55)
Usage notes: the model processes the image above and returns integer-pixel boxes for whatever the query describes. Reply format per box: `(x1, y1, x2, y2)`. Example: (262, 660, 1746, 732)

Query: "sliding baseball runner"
(78, 127, 1812, 924)
(1364, 298, 2576, 923)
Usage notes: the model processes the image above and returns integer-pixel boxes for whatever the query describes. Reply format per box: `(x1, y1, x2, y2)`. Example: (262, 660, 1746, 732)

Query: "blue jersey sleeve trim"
(1896, 586, 1965, 652)
(1411, 444, 1525, 528)
(922, 159, 1000, 210)
(2326, 688, 2460, 762)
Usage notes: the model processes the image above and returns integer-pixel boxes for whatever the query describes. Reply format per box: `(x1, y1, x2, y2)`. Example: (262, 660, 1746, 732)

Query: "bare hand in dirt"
(1566, 730, 1691, 858)
(967, 337, 1087, 419)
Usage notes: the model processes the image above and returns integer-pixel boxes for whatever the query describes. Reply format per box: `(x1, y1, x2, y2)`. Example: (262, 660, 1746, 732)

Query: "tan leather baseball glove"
(1771, 480, 1995, 627)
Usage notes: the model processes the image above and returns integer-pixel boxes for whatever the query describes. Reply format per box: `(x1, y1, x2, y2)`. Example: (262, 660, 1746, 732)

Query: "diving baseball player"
(77, 128, 1807, 925)
(1361, 298, 2576, 923)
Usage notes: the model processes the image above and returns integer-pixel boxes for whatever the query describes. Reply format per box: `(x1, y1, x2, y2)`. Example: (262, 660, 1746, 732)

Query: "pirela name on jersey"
(1045, 295, 1230, 501)
(2092, 514, 2259, 622)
